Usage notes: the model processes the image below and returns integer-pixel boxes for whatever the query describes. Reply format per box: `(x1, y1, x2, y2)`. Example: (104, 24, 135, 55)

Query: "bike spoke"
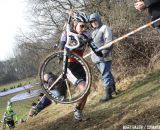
(49, 74, 63, 90)
(39, 51, 91, 104)
(65, 79, 72, 100)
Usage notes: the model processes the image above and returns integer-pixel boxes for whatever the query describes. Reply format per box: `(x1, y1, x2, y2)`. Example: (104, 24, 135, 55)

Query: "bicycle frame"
(39, 14, 91, 104)
(61, 16, 81, 80)
(62, 48, 68, 79)
(43, 16, 82, 96)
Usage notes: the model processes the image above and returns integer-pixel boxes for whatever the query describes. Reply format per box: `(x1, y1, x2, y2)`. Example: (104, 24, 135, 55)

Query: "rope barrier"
(83, 17, 160, 58)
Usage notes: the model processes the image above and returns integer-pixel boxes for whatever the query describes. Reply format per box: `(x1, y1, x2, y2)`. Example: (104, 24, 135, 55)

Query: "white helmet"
(73, 11, 89, 23)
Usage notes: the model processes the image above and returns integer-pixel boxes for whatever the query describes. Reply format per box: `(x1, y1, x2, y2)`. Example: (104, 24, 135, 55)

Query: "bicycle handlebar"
(67, 15, 72, 24)
(64, 21, 80, 50)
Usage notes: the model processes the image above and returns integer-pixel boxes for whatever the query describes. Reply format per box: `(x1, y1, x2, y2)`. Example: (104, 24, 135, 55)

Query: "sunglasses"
(90, 20, 96, 23)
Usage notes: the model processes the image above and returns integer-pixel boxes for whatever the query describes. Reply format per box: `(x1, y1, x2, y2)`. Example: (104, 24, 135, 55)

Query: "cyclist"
(134, 0, 160, 32)
(60, 10, 103, 121)
(3, 102, 17, 130)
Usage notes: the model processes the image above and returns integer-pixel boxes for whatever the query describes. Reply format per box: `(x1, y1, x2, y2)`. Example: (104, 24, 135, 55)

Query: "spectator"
(89, 13, 116, 102)
(134, 0, 160, 32)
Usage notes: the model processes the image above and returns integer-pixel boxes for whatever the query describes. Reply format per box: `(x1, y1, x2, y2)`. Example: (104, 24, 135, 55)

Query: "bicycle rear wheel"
(39, 51, 91, 104)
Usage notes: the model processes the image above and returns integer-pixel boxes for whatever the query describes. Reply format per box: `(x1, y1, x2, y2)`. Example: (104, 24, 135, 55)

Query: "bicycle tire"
(39, 51, 91, 104)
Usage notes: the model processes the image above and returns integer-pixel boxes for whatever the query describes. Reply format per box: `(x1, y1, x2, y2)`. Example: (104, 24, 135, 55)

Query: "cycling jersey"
(4, 111, 16, 122)
(60, 31, 91, 62)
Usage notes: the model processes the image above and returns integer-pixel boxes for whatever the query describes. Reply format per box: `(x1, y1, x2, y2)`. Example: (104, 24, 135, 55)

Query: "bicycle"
(39, 15, 91, 104)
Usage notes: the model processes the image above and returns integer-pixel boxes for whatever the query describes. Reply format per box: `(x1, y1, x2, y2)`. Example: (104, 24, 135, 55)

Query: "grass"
(14, 70, 160, 130)
(0, 93, 38, 121)
(0, 77, 40, 124)
(0, 77, 37, 91)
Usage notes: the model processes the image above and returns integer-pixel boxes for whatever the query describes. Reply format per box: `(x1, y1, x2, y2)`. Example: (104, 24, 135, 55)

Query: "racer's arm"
(81, 32, 103, 57)
(87, 39, 103, 57)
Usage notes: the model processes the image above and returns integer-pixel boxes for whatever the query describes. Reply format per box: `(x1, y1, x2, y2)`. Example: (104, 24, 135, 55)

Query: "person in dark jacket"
(134, 0, 160, 32)
(36, 72, 67, 112)
(43, 72, 67, 98)
(28, 72, 67, 118)
(36, 93, 52, 112)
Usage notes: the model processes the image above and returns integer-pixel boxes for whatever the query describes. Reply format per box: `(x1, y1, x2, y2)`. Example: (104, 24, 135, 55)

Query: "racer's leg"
(73, 81, 90, 121)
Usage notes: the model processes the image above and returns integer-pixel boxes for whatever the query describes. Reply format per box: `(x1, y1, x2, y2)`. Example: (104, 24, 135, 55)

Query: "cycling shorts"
(68, 62, 86, 86)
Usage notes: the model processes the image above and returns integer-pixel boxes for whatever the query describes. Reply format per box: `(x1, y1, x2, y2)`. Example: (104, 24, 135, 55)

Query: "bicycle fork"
(63, 48, 72, 100)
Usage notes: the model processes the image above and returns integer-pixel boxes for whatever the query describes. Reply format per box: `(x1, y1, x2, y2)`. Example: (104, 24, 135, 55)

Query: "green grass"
(0, 77, 40, 123)
(0, 93, 38, 121)
(0, 77, 37, 91)
(14, 70, 160, 130)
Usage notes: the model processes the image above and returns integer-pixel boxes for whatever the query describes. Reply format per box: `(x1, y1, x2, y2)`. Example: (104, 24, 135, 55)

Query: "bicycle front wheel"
(39, 51, 91, 104)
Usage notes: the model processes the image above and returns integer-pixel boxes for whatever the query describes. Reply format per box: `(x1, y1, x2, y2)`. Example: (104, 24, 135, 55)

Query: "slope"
(15, 70, 160, 130)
